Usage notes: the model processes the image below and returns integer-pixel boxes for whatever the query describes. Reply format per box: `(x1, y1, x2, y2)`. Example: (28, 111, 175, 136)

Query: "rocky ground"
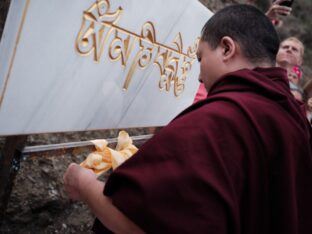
(1, 152, 95, 234)
(0, 128, 151, 234)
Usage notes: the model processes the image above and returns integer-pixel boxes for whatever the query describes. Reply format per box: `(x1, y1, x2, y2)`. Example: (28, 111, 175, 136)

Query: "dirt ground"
(0, 129, 150, 234)
(1, 153, 95, 234)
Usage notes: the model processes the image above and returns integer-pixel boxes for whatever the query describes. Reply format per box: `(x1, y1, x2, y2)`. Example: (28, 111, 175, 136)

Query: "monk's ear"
(220, 36, 236, 62)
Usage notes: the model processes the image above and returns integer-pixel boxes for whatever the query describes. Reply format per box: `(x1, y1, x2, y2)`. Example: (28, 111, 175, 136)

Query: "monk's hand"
(63, 163, 97, 201)
(265, 0, 292, 20)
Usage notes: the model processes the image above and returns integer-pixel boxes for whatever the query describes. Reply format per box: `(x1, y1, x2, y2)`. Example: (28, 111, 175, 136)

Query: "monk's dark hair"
(201, 4, 280, 66)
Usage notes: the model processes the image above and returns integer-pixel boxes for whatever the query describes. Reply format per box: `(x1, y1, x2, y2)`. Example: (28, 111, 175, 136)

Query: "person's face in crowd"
(287, 71, 299, 85)
(197, 36, 256, 93)
(276, 39, 303, 67)
(197, 40, 224, 92)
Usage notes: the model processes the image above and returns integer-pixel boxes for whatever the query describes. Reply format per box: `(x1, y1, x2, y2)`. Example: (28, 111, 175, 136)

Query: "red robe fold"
(93, 67, 312, 234)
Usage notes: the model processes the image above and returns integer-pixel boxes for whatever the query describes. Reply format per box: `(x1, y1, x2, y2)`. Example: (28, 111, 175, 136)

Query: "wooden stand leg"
(0, 135, 27, 223)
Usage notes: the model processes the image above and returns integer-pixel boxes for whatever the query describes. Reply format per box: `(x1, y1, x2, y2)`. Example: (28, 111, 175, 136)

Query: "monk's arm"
(63, 163, 144, 234)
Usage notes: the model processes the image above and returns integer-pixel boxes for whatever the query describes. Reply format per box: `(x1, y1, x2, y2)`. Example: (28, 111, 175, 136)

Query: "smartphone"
(280, 0, 294, 7)
(273, 0, 294, 7)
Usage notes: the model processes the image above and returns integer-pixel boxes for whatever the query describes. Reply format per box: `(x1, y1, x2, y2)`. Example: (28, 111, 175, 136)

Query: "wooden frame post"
(0, 135, 27, 223)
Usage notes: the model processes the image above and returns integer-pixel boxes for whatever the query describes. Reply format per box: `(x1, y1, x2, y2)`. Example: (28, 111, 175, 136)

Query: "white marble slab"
(0, 0, 212, 135)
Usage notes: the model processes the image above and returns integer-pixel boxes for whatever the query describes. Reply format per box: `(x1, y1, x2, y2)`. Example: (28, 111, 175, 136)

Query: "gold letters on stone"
(76, 0, 198, 96)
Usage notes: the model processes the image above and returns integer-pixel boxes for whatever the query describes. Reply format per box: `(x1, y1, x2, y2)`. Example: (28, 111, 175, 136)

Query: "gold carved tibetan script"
(76, 0, 198, 97)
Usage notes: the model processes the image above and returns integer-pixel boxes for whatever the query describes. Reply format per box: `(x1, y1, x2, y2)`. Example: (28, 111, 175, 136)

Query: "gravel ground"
(0, 128, 152, 234)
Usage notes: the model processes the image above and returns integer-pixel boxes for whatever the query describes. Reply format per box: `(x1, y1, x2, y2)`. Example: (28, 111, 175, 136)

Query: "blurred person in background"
(276, 37, 304, 68)
(287, 65, 304, 101)
(290, 83, 304, 101)
(276, 37, 305, 101)
(287, 65, 301, 85)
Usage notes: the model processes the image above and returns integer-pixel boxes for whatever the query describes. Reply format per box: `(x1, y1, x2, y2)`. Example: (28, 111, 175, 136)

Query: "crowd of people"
(63, 2, 312, 234)
(195, 0, 312, 125)
(258, 0, 312, 124)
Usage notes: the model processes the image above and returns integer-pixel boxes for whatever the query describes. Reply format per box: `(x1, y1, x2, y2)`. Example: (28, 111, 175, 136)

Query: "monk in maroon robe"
(64, 5, 312, 234)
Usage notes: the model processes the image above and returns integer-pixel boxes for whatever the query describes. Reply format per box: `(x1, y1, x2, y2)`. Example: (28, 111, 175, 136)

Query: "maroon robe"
(93, 67, 312, 234)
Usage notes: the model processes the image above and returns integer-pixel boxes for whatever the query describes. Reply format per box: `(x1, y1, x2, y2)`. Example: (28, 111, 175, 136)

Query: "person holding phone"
(266, 0, 293, 26)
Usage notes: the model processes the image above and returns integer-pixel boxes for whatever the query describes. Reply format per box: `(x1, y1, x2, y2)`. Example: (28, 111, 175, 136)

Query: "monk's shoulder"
(173, 99, 249, 129)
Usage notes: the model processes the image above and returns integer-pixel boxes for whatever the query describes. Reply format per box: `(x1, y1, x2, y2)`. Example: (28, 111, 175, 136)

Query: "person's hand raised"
(266, 0, 292, 20)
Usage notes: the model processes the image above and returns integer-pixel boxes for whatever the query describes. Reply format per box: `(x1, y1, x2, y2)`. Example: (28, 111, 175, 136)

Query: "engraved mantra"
(76, 0, 198, 96)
